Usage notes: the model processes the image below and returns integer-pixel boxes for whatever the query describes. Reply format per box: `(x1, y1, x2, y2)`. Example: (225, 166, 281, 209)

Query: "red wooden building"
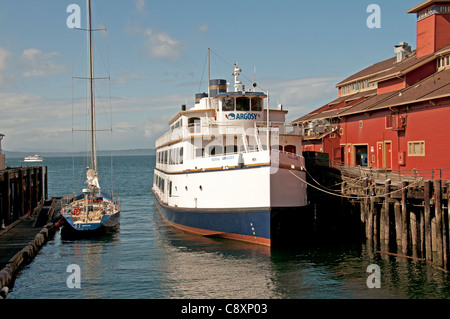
(293, 0, 450, 177)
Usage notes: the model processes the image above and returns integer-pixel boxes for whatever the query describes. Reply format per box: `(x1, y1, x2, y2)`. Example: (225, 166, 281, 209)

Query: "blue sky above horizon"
(0, 0, 419, 152)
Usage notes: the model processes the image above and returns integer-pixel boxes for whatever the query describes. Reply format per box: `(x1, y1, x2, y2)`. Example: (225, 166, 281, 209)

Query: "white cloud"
(0, 90, 186, 151)
(0, 46, 10, 84)
(196, 24, 209, 33)
(21, 48, 65, 78)
(135, 0, 145, 13)
(114, 72, 148, 85)
(144, 29, 183, 61)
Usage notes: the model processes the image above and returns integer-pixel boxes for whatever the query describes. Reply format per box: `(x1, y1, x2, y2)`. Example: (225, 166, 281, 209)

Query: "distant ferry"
(152, 58, 308, 247)
(24, 155, 44, 162)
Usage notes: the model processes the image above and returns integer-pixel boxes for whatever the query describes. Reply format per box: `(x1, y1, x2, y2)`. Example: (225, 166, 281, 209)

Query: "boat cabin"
(155, 63, 302, 167)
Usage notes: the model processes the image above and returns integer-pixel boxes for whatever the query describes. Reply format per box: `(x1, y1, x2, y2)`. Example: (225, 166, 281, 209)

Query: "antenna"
(207, 48, 211, 109)
(253, 66, 257, 92)
(232, 63, 242, 92)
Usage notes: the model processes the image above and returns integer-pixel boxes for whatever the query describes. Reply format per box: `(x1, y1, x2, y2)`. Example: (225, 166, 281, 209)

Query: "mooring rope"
(290, 170, 422, 200)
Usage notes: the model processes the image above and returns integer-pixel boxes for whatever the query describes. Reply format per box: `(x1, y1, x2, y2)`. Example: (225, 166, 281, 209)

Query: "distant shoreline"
(3, 149, 156, 159)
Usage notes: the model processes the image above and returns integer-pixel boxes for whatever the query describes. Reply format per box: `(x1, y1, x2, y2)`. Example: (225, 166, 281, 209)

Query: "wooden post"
(363, 178, 369, 236)
(445, 181, 450, 270)
(4, 171, 11, 226)
(368, 181, 375, 245)
(401, 180, 409, 254)
(37, 166, 43, 201)
(44, 166, 48, 200)
(434, 180, 443, 267)
(424, 180, 433, 261)
(0, 172, 6, 227)
(13, 174, 20, 221)
(34, 167, 39, 206)
(18, 169, 25, 217)
(410, 208, 419, 258)
(384, 179, 391, 246)
(394, 202, 402, 251)
(25, 168, 32, 215)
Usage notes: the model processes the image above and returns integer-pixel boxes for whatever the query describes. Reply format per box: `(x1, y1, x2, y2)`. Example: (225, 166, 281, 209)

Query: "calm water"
(4, 155, 450, 299)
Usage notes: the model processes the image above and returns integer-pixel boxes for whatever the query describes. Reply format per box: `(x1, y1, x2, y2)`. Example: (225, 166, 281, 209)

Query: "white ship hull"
(152, 61, 308, 246)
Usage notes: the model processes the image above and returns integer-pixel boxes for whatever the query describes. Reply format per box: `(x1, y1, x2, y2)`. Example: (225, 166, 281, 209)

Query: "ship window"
(251, 98, 262, 111)
(179, 147, 183, 164)
(236, 97, 250, 111)
(195, 148, 204, 158)
(209, 146, 223, 156)
(225, 145, 238, 154)
(188, 117, 201, 133)
(169, 149, 174, 165)
(222, 97, 234, 111)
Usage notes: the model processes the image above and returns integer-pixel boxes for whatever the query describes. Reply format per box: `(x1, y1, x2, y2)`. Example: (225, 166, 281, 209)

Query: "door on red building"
(346, 144, 352, 166)
(385, 142, 392, 169)
(377, 142, 383, 169)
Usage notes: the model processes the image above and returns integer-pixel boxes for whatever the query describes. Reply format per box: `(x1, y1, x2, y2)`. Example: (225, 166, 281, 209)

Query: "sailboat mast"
(88, 0, 97, 172)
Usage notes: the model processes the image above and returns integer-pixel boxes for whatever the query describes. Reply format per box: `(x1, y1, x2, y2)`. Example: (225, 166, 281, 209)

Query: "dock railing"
(327, 159, 450, 182)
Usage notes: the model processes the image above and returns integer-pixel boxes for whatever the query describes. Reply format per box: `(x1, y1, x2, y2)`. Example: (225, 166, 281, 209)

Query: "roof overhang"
(407, 0, 450, 13)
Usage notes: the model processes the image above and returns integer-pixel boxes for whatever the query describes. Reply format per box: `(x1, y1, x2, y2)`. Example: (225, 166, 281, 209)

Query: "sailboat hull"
(61, 210, 120, 237)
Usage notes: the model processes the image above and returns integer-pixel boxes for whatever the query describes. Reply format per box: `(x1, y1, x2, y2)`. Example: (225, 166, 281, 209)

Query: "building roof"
(406, 0, 450, 14)
(295, 68, 450, 123)
(293, 43, 450, 124)
(336, 57, 396, 87)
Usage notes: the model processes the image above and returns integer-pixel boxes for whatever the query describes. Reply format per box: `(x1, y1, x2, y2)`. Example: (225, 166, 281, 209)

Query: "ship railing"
(254, 121, 302, 135)
(155, 121, 302, 149)
(156, 122, 248, 148)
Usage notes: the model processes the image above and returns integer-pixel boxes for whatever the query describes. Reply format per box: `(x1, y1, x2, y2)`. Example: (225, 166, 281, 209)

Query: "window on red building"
(385, 115, 397, 129)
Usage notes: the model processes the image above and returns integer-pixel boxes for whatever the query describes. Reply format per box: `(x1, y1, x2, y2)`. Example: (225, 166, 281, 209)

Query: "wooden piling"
(383, 179, 391, 246)
(363, 178, 369, 237)
(368, 197, 374, 244)
(434, 180, 443, 266)
(424, 180, 433, 261)
(401, 181, 409, 254)
(410, 208, 419, 258)
(0, 167, 45, 229)
(43, 166, 48, 200)
(445, 181, 450, 270)
(394, 202, 402, 249)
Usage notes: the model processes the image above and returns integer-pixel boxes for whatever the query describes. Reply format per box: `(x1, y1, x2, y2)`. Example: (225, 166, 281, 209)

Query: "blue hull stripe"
(154, 196, 271, 241)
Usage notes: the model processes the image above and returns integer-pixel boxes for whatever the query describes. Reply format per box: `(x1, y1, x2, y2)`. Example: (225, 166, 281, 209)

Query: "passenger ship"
(152, 62, 308, 246)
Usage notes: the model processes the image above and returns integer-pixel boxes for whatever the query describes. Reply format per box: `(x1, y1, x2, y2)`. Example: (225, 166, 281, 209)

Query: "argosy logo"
(225, 113, 259, 120)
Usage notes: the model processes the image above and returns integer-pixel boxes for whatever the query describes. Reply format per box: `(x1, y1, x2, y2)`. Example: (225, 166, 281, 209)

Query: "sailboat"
(60, 0, 120, 236)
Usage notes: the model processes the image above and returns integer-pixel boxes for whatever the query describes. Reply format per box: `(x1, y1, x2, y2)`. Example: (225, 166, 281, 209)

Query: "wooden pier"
(0, 166, 59, 298)
(304, 152, 450, 271)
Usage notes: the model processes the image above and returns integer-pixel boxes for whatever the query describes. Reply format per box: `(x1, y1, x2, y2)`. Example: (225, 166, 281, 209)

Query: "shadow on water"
(154, 200, 450, 299)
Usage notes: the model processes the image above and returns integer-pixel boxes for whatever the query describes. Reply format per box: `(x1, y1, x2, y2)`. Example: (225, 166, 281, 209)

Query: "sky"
(0, 0, 419, 152)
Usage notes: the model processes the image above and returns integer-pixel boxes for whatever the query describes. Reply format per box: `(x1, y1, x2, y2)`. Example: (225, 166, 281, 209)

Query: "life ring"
(73, 207, 81, 216)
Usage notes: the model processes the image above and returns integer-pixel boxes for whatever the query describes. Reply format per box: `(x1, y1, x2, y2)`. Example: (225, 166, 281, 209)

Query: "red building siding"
(378, 77, 405, 95)
(318, 98, 450, 171)
(417, 15, 437, 58)
(401, 99, 450, 169)
(405, 60, 436, 87)
(436, 14, 450, 52)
